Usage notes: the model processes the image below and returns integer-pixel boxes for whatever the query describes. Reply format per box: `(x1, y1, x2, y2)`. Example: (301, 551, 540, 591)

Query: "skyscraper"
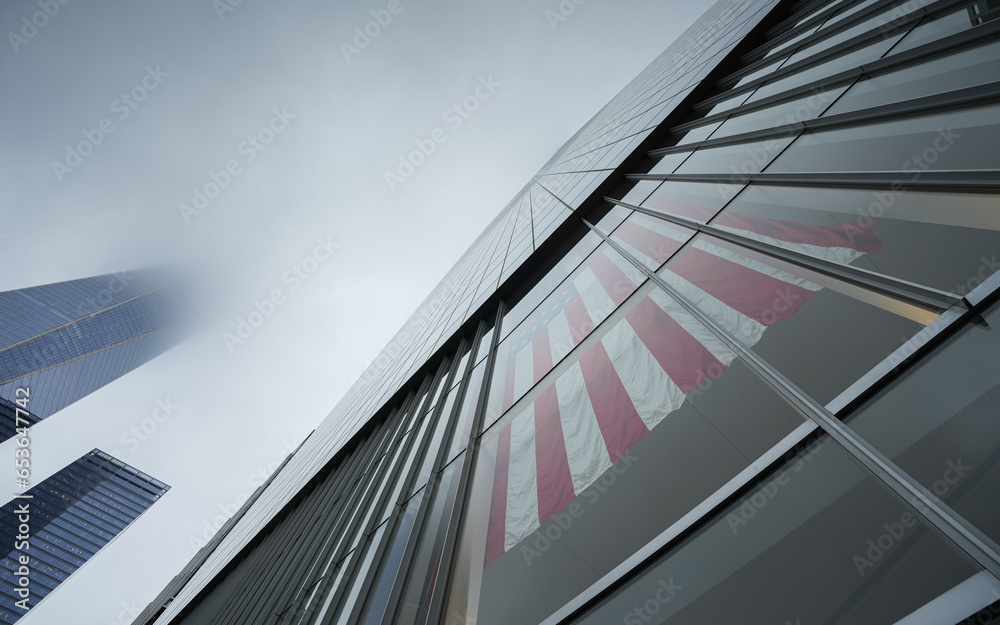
(137, 0, 1000, 623)
(0, 268, 187, 442)
(0, 449, 169, 624)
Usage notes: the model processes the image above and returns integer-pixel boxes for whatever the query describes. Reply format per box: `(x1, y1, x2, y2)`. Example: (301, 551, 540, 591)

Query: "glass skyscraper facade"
(0, 449, 169, 624)
(137, 0, 1000, 623)
(0, 268, 186, 442)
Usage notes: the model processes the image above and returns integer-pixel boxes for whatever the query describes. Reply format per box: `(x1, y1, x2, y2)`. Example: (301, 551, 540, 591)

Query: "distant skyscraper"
(0, 268, 187, 442)
(0, 449, 169, 624)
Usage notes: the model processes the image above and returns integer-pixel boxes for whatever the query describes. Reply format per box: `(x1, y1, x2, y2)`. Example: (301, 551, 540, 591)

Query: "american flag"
(484, 211, 882, 566)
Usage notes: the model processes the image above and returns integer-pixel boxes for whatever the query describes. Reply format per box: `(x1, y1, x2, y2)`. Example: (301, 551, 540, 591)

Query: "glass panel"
(608, 213, 696, 271)
(673, 120, 723, 146)
(361, 490, 424, 625)
(446, 360, 487, 463)
(619, 180, 660, 205)
(894, 0, 1000, 54)
(713, 184, 1000, 295)
(733, 56, 788, 89)
(821, 0, 881, 30)
(475, 322, 494, 365)
(639, 180, 745, 223)
(395, 455, 465, 625)
(745, 34, 902, 104)
(570, 435, 984, 625)
(714, 85, 848, 138)
(768, 104, 1000, 173)
(648, 151, 692, 175)
(673, 135, 796, 176)
(335, 523, 388, 625)
(826, 39, 1000, 116)
(502, 233, 602, 340)
(485, 243, 647, 431)
(408, 386, 460, 496)
(764, 23, 821, 59)
(702, 90, 756, 118)
(848, 301, 1000, 546)
(657, 233, 934, 404)
(593, 206, 630, 234)
(448, 280, 807, 625)
(787, 1, 930, 67)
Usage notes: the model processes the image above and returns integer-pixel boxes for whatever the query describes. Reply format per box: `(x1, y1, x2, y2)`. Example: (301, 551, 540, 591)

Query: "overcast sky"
(0, 1, 707, 622)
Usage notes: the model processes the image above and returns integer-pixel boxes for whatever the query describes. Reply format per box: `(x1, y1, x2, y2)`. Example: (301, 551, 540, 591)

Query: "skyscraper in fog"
(137, 0, 1000, 623)
(0, 268, 186, 442)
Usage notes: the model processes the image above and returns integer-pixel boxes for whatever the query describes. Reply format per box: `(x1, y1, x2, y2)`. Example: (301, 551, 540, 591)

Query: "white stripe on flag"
(602, 319, 685, 431)
(555, 362, 613, 495)
(659, 269, 768, 348)
(512, 344, 535, 403)
(573, 265, 616, 326)
(691, 238, 823, 293)
(548, 312, 575, 365)
(505, 405, 540, 551)
(647, 288, 740, 366)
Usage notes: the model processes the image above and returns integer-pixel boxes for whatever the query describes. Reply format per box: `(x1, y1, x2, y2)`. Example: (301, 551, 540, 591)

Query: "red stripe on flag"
(578, 342, 650, 463)
(588, 251, 637, 308)
(669, 245, 816, 326)
(533, 386, 577, 525)
(484, 426, 512, 567)
(625, 296, 727, 394)
(713, 213, 884, 254)
(614, 220, 687, 266)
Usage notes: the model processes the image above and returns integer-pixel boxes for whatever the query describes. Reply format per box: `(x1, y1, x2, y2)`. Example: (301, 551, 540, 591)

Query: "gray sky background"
(0, 1, 706, 622)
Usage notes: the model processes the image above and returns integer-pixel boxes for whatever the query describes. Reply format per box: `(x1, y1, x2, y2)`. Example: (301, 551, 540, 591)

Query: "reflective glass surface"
(571, 436, 984, 625)
(447, 280, 806, 625)
(486, 243, 647, 430)
(713, 184, 1000, 295)
(657, 233, 933, 404)
(768, 104, 1000, 173)
(848, 301, 1000, 547)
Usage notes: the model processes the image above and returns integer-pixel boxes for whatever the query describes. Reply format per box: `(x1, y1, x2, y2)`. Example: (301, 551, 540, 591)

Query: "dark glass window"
(826, 40, 1000, 116)
(713, 85, 848, 139)
(674, 135, 796, 177)
(639, 179, 744, 223)
(570, 436, 983, 625)
(712, 184, 1000, 295)
(768, 104, 1000, 173)
(847, 301, 1000, 547)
